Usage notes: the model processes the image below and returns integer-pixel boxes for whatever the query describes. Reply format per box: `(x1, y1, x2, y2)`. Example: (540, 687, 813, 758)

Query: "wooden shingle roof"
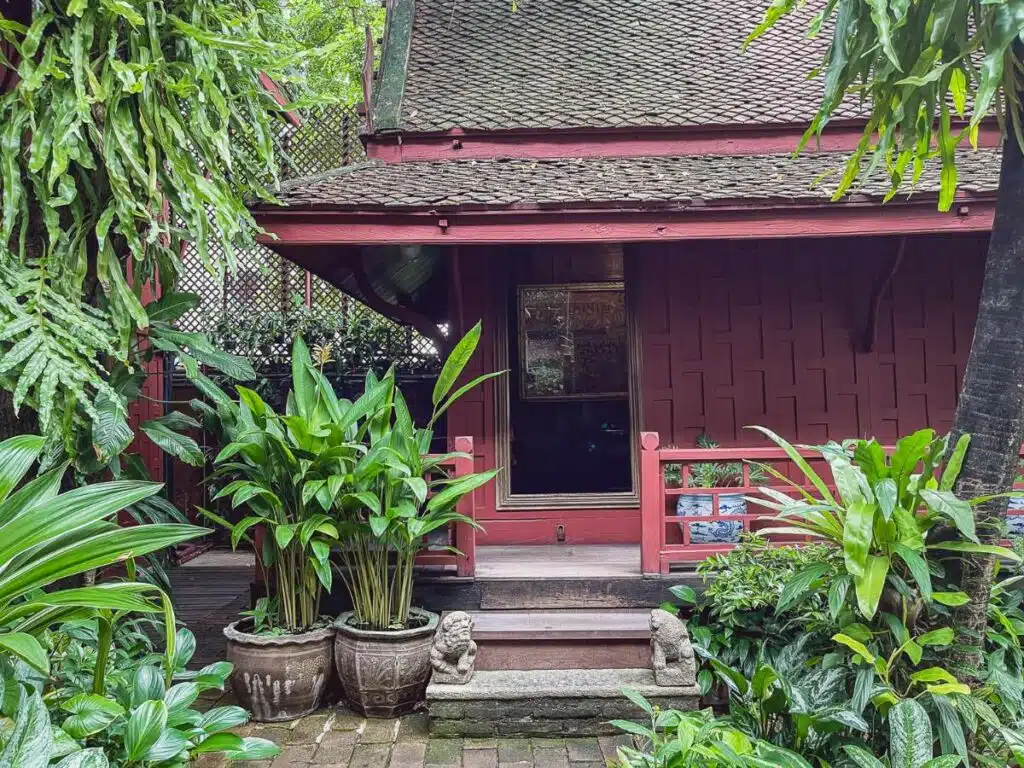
(372, 0, 862, 133)
(269, 150, 1002, 212)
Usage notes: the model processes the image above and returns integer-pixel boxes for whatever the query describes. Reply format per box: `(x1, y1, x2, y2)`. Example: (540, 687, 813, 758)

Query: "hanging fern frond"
(0, 0, 310, 466)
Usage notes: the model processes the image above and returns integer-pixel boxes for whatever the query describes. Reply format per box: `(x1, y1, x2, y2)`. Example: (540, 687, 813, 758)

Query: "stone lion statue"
(650, 608, 696, 686)
(430, 611, 477, 685)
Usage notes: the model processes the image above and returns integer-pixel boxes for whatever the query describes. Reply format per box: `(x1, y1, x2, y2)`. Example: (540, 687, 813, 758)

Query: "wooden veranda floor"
(169, 549, 253, 667)
(475, 545, 640, 579)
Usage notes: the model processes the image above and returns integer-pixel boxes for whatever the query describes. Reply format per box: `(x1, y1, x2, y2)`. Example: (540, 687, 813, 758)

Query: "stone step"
(468, 609, 652, 670)
(427, 668, 700, 737)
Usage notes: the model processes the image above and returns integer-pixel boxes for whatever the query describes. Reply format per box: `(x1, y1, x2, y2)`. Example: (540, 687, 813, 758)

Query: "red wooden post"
(451, 436, 476, 578)
(640, 432, 662, 576)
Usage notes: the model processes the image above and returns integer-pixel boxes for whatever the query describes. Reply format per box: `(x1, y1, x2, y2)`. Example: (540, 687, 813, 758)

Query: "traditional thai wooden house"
(252, 0, 1005, 585)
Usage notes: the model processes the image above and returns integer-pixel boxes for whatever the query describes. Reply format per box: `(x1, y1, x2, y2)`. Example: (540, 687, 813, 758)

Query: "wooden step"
(467, 609, 652, 671)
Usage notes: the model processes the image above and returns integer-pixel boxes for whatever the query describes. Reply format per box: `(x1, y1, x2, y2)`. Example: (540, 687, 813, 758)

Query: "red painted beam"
(366, 122, 1003, 163)
(256, 199, 995, 247)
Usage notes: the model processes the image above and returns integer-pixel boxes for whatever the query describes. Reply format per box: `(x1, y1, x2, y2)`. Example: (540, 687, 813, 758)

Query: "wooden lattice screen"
(176, 104, 439, 374)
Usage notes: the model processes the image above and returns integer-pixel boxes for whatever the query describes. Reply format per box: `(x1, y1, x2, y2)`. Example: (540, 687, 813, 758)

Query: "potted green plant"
(332, 323, 502, 717)
(201, 340, 364, 721)
(670, 433, 766, 544)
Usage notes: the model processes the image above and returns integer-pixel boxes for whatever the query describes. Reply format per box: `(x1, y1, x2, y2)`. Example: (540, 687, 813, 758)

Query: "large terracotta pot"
(224, 620, 335, 722)
(334, 609, 438, 717)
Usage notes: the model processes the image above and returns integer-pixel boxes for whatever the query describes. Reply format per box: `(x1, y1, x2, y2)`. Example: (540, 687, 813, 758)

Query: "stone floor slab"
(314, 731, 357, 764)
(360, 717, 401, 743)
(426, 738, 464, 766)
(565, 738, 602, 763)
(463, 748, 498, 768)
(391, 741, 428, 767)
(497, 739, 532, 764)
(271, 743, 317, 766)
(532, 748, 569, 768)
(350, 743, 392, 768)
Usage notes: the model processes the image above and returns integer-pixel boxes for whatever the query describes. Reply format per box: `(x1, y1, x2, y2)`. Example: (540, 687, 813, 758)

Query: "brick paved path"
(177, 553, 631, 767)
(193, 695, 630, 767)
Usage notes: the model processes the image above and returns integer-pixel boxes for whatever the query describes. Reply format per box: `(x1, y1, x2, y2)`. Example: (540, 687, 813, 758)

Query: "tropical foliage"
(333, 322, 501, 630)
(199, 339, 353, 633)
(746, 427, 1015, 620)
(264, 0, 385, 104)
(0, 0, 293, 462)
(0, 433, 205, 679)
(622, 428, 1024, 767)
(748, 0, 1021, 210)
(1, 628, 276, 766)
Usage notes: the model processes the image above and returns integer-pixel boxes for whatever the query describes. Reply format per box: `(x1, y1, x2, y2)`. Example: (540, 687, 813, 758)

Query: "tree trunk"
(947, 129, 1024, 677)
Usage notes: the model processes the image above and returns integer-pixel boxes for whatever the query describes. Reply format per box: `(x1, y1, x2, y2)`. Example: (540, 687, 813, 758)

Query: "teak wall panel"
(633, 234, 987, 448)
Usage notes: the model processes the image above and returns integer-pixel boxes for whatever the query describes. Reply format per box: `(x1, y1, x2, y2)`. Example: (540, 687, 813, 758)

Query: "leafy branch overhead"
(0, 0, 299, 462)
(749, 0, 1024, 209)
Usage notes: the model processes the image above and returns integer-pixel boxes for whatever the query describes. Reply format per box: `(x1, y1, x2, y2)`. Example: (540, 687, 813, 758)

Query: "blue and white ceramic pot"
(676, 493, 745, 544)
(1008, 497, 1024, 536)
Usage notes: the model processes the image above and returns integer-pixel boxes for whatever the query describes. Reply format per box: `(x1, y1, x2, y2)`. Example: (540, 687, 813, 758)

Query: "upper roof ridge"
(371, 0, 863, 135)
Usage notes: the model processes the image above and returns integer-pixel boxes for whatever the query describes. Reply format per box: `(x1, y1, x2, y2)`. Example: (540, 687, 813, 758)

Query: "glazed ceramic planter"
(334, 608, 439, 717)
(224, 620, 335, 722)
(676, 493, 745, 543)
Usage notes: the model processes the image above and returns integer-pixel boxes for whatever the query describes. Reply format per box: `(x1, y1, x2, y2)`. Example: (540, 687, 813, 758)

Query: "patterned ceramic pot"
(334, 609, 439, 718)
(676, 493, 745, 544)
(1008, 497, 1024, 536)
(223, 620, 335, 722)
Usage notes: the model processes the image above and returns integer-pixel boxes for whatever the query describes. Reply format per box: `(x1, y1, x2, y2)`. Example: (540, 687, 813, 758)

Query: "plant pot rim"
(224, 619, 336, 647)
(334, 608, 438, 640)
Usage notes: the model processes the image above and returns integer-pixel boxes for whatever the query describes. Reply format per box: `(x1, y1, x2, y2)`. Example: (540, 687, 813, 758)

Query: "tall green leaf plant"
(748, 427, 1019, 620)
(334, 321, 503, 630)
(0, 433, 207, 686)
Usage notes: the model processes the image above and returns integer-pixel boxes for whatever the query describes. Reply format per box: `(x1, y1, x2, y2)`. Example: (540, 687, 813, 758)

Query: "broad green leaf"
(777, 564, 831, 613)
(920, 489, 977, 542)
(222, 737, 281, 761)
(0, 633, 48, 674)
(889, 698, 933, 768)
(0, 435, 44, 503)
(0, 691, 53, 768)
(432, 321, 482, 407)
(875, 478, 898, 520)
(918, 628, 954, 647)
(926, 682, 971, 695)
(140, 421, 204, 467)
(132, 665, 166, 706)
(61, 694, 125, 739)
(842, 746, 886, 768)
(940, 434, 970, 491)
(932, 591, 969, 607)
(928, 541, 1021, 562)
(832, 633, 876, 663)
(123, 700, 168, 761)
(910, 667, 957, 685)
(893, 543, 932, 601)
(854, 555, 888, 619)
(844, 500, 875, 577)
(53, 749, 110, 768)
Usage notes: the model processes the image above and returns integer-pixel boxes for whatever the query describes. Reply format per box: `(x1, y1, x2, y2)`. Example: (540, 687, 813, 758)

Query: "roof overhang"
(256, 197, 996, 247)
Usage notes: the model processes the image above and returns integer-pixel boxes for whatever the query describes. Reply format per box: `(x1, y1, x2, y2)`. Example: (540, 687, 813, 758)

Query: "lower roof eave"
(254, 196, 997, 247)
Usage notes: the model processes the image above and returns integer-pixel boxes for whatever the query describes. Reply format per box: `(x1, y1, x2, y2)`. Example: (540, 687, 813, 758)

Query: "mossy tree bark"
(947, 127, 1024, 677)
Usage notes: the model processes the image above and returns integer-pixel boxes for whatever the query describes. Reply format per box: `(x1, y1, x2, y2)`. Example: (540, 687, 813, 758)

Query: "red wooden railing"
(639, 432, 1024, 575)
(415, 436, 477, 578)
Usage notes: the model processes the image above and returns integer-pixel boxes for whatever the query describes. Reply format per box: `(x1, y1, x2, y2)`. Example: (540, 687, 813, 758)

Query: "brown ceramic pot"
(224, 620, 335, 722)
(334, 609, 438, 717)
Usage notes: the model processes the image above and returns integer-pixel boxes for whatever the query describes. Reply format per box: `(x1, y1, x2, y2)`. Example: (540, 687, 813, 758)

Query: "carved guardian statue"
(430, 611, 477, 684)
(650, 608, 696, 686)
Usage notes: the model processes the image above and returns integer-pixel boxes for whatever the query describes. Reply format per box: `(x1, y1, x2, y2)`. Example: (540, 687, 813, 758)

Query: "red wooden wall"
(633, 233, 987, 448)
(447, 233, 988, 545)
